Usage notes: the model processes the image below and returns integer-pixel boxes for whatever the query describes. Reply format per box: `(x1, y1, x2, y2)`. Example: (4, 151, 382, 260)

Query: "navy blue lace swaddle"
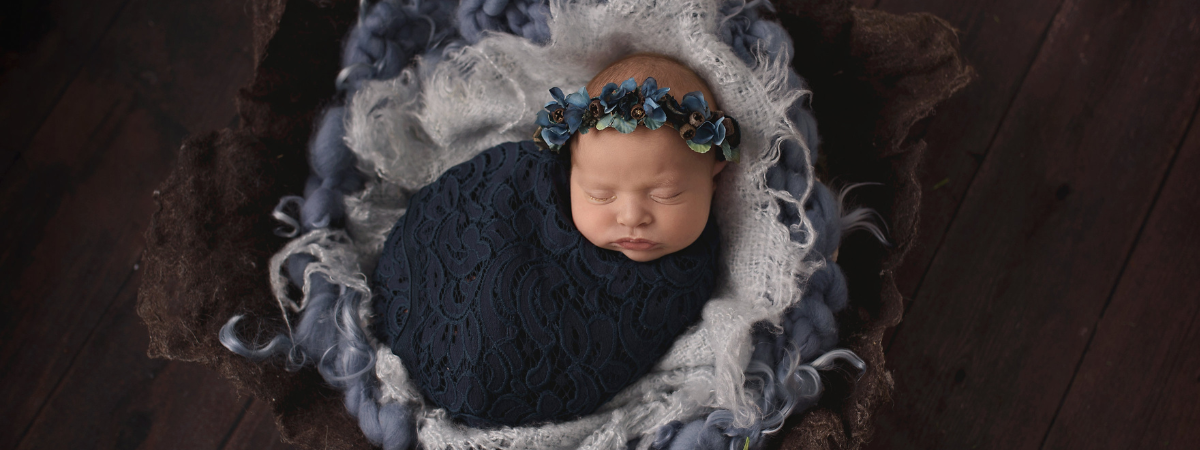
(372, 141, 720, 426)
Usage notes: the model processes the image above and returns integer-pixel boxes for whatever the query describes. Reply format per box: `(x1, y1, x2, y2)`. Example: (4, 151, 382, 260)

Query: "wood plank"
(0, 74, 174, 450)
(1041, 106, 1200, 449)
(15, 268, 250, 449)
(90, 0, 253, 142)
(0, 0, 252, 446)
(868, 0, 1200, 448)
(0, 0, 131, 175)
(873, 0, 1066, 303)
(0, 0, 252, 176)
(224, 399, 302, 450)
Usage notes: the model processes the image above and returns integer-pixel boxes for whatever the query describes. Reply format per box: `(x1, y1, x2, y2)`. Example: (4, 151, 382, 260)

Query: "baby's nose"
(616, 199, 653, 227)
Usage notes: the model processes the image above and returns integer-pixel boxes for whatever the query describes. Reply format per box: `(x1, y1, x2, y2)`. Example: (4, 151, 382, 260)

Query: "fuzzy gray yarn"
(222, 1, 869, 449)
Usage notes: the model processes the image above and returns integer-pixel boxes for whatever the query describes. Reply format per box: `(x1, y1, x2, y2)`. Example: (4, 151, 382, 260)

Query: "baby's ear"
(712, 160, 728, 177)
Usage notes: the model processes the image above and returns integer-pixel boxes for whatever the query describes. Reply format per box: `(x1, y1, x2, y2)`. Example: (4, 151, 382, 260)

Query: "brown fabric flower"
(588, 99, 604, 118)
(679, 123, 696, 140)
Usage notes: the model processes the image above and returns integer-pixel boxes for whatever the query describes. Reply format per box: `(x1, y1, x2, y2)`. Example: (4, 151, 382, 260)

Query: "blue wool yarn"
(300, 0, 463, 238)
(222, 272, 417, 450)
(224, 2, 463, 449)
(805, 180, 843, 258)
(666, 418, 735, 450)
(300, 187, 346, 229)
(720, 0, 789, 66)
(340, 0, 459, 92)
(457, 0, 551, 44)
(721, 0, 820, 156)
(311, 108, 355, 179)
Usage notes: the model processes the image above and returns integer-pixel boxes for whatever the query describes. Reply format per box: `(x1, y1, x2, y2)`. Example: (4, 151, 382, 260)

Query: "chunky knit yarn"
(372, 141, 720, 426)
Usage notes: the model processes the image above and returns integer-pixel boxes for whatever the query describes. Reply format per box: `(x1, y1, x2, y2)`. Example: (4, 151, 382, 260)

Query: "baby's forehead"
(585, 55, 717, 109)
(571, 160, 688, 191)
(570, 136, 713, 186)
(572, 150, 695, 172)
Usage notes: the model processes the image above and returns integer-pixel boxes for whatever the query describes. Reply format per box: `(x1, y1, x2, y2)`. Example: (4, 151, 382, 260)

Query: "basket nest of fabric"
(136, 0, 972, 448)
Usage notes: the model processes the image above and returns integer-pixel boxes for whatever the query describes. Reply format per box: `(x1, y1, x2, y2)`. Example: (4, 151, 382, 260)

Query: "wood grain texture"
(873, 0, 1065, 306)
(224, 399, 302, 450)
(15, 269, 249, 450)
(870, 0, 1200, 448)
(1, 0, 1197, 448)
(0, 0, 130, 174)
(0, 0, 251, 447)
(1041, 105, 1200, 449)
(0, 74, 180, 449)
(89, 0, 253, 142)
(869, 0, 1067, 351)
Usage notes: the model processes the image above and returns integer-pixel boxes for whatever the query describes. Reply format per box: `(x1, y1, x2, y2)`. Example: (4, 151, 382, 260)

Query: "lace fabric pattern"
(372, 141, 721, 426)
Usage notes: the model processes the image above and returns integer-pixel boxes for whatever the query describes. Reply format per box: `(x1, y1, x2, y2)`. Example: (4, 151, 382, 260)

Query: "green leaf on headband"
(722, 141, 739, 163)
(611, 116, 637, 133)
(688, 141, 711, 154)
(595, 114, 617, 130)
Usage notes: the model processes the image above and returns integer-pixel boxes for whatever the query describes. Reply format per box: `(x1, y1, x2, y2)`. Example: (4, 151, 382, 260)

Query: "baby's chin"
(607, 242, 681, 262)
(580, 236, 671, 262)
(618, 248, 668, 262)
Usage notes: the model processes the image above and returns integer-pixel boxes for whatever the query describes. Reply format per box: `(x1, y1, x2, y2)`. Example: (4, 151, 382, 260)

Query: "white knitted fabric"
(312, 0, 822, 448)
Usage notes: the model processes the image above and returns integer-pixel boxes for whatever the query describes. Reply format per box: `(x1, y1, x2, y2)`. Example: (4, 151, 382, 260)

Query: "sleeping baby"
(371, 53, 740, 426)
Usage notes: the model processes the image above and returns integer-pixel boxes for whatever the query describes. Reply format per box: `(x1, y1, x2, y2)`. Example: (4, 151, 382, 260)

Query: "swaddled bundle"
(372, 141, 721, 426)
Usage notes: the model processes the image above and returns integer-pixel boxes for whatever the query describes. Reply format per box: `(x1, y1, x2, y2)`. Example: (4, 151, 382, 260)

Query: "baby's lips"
(614, 238, 658, 250)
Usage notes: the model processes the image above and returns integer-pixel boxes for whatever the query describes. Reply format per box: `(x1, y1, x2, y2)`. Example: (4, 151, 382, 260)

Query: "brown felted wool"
(771, 1, 974, 449)
(137, 0, 371, 447)
(136, 0, 972, 449)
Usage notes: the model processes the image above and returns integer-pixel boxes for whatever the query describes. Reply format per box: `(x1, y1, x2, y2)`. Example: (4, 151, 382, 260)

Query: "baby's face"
(570, 126, 726, 262)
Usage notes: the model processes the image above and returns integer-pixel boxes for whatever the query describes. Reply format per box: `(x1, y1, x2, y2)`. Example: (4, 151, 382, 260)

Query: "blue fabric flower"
(688, 118, 726, 153)
(640, 77, 671, 102)
(536, 86, 588, 147)
(680, 91, 710, 118)
(641, 97, 668, 130)
(693, 118, 727, 145)
(532, 78, 740, 162)
(600, 78, 638, 113)
(640, 77, 671, 130)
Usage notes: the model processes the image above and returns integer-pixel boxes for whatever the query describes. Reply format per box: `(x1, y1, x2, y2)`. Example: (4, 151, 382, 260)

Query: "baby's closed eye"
(650, 191, 684, 203)
(586, 193, 616, 204)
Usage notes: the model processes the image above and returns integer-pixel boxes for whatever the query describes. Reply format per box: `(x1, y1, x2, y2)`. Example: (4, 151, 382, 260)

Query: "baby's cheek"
(570, 203, 607, 247)
(667, 202, 711, 248)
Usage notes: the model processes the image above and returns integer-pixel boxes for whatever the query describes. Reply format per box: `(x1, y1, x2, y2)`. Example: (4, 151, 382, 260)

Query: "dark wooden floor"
(2, 0, 1196, 448)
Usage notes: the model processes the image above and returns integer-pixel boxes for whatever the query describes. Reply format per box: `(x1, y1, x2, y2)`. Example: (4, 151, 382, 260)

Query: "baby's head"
(568, 54, 728, 262)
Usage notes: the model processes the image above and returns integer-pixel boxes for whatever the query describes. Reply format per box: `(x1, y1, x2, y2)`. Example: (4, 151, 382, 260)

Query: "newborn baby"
(372, 54, 739, 426)
(567, 54, 730, 262)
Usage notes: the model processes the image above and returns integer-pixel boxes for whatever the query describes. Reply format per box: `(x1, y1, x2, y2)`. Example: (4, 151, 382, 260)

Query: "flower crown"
(532, 77, 741, 162)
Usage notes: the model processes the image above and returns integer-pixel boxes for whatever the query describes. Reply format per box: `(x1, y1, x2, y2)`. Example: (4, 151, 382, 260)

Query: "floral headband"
(532, 77, 741, 162)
